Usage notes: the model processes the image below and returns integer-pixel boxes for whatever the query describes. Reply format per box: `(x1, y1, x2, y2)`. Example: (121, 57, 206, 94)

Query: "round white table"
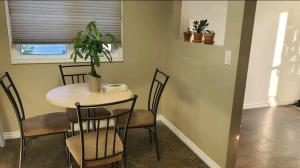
(46, 83, 133, 108)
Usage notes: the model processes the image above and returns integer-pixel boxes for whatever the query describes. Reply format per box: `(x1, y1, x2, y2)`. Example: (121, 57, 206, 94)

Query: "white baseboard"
(3, 131, 20, 139)
(4, 115, 220, 168)
(243, 99, 297, 109)
(3, 121, 113, 140)
(157, 115, 220, 168)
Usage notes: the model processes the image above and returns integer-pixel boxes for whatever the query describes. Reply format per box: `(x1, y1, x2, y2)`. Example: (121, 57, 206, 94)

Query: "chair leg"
(64, 132, 67, 148)
(71, 122, 75, 136)
(122, 156, 127, 168)
(22, 138, 26, 156)
(68, 151, 72, 168)
(148, 128, 152, 144)
(92, 109, 96, 131)
(19, 138, 24, 168)
(68, 139, 73, 168)
(153, 126, 160, 161)
(64, 132, 69, 161)
(111, 162, 118, 168)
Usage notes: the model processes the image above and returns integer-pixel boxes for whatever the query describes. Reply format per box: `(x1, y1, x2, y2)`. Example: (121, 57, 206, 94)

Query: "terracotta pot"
(183, 31, 192, 42)
(203, 32, 215, 44)
(193, 32, 203, 43)
(88, 75, 101, 92)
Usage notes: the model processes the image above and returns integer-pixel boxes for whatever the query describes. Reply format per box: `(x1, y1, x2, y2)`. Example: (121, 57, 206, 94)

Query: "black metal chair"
(66, 95, 138, 168)
(59, 64, 90, 85)
(59, 64, 111, 135)
(113, 69, 169, 161)
(0, 72, 70, 168)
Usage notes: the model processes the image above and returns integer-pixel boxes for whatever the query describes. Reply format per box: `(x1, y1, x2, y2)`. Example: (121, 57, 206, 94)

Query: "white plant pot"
(88, 75, 101, 92)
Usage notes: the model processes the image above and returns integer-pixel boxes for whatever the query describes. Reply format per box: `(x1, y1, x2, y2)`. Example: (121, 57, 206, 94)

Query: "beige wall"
(226, 1, 257, 167)
(0, 1, 169, 131)
(161, 1, 246, 167)
(0, 1, 254, 168)
(244, 1, 300, 108)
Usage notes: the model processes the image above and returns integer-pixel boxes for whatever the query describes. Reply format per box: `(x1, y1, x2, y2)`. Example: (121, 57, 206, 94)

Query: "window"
(20, 44, 67, 55)
(5, 1, 123, 64)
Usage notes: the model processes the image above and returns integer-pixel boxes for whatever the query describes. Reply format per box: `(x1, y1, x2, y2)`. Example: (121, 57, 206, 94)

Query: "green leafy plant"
(204, 30, 215, 33)
(71, 21, 117, 77)
(185, 27, 191, 32)
(193, 20, 209, 33)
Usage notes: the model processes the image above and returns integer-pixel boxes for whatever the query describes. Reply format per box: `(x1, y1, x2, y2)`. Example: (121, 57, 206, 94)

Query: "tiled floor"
(236, 105, 300, 168)
(0, 122, 208, 168)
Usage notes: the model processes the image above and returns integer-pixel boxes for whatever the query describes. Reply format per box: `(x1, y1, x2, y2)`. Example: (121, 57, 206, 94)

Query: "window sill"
(10, 46, 124, 65)
(11, 57, 124, 65)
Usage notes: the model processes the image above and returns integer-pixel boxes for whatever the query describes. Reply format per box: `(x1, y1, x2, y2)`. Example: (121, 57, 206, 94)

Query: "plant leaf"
(71, 21, 117, 73)
(103, 50, 112, 62)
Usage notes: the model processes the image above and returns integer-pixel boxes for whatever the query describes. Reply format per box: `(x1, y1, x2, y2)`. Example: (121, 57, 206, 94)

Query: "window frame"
(5, 0, 124, 64)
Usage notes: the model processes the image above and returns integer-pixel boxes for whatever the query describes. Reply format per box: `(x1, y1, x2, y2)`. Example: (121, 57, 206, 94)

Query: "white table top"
(46, 83, 133, 108)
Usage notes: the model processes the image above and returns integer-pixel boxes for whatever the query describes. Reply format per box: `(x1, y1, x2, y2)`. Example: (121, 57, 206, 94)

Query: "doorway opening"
(236, 1, 300, 167)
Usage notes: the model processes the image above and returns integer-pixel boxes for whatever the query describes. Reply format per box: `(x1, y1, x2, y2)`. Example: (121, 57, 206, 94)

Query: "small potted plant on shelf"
(193, 19, 209, 43)
(183, 27, 192, 42)
(203, 30, 215, 44)
(71, 21, 117, 92)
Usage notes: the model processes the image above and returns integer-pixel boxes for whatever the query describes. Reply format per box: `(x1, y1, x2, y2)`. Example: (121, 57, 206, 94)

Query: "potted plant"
(203, 30, 215, 44)
(183, 27, 192, 42)
(192, 20, 209, 43)
(71, 21, 117, 92)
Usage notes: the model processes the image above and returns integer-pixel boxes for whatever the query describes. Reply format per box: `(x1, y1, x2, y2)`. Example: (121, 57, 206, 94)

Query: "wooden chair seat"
(113, 109, 155, 128)
(22, 112, 70, 137)
(66, 108, 111, 123)
(66, 130, 123, 167)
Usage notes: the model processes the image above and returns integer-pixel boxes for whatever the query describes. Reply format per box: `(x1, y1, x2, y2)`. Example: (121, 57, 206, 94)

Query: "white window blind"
(7, 1, 121, 43)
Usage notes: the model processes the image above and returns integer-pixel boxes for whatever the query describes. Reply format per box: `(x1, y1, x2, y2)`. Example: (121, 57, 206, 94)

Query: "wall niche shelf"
(182, 40, 218, 47)
(180, 1, 228, 46)
(184, 40, 215, 45)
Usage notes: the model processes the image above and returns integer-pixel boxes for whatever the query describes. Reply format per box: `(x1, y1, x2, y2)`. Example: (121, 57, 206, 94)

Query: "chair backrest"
(75, 95, 138, 166)
(59, 64, 91, 85)
(0, 72, 25, 132)
(148, 69, 169, 116)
